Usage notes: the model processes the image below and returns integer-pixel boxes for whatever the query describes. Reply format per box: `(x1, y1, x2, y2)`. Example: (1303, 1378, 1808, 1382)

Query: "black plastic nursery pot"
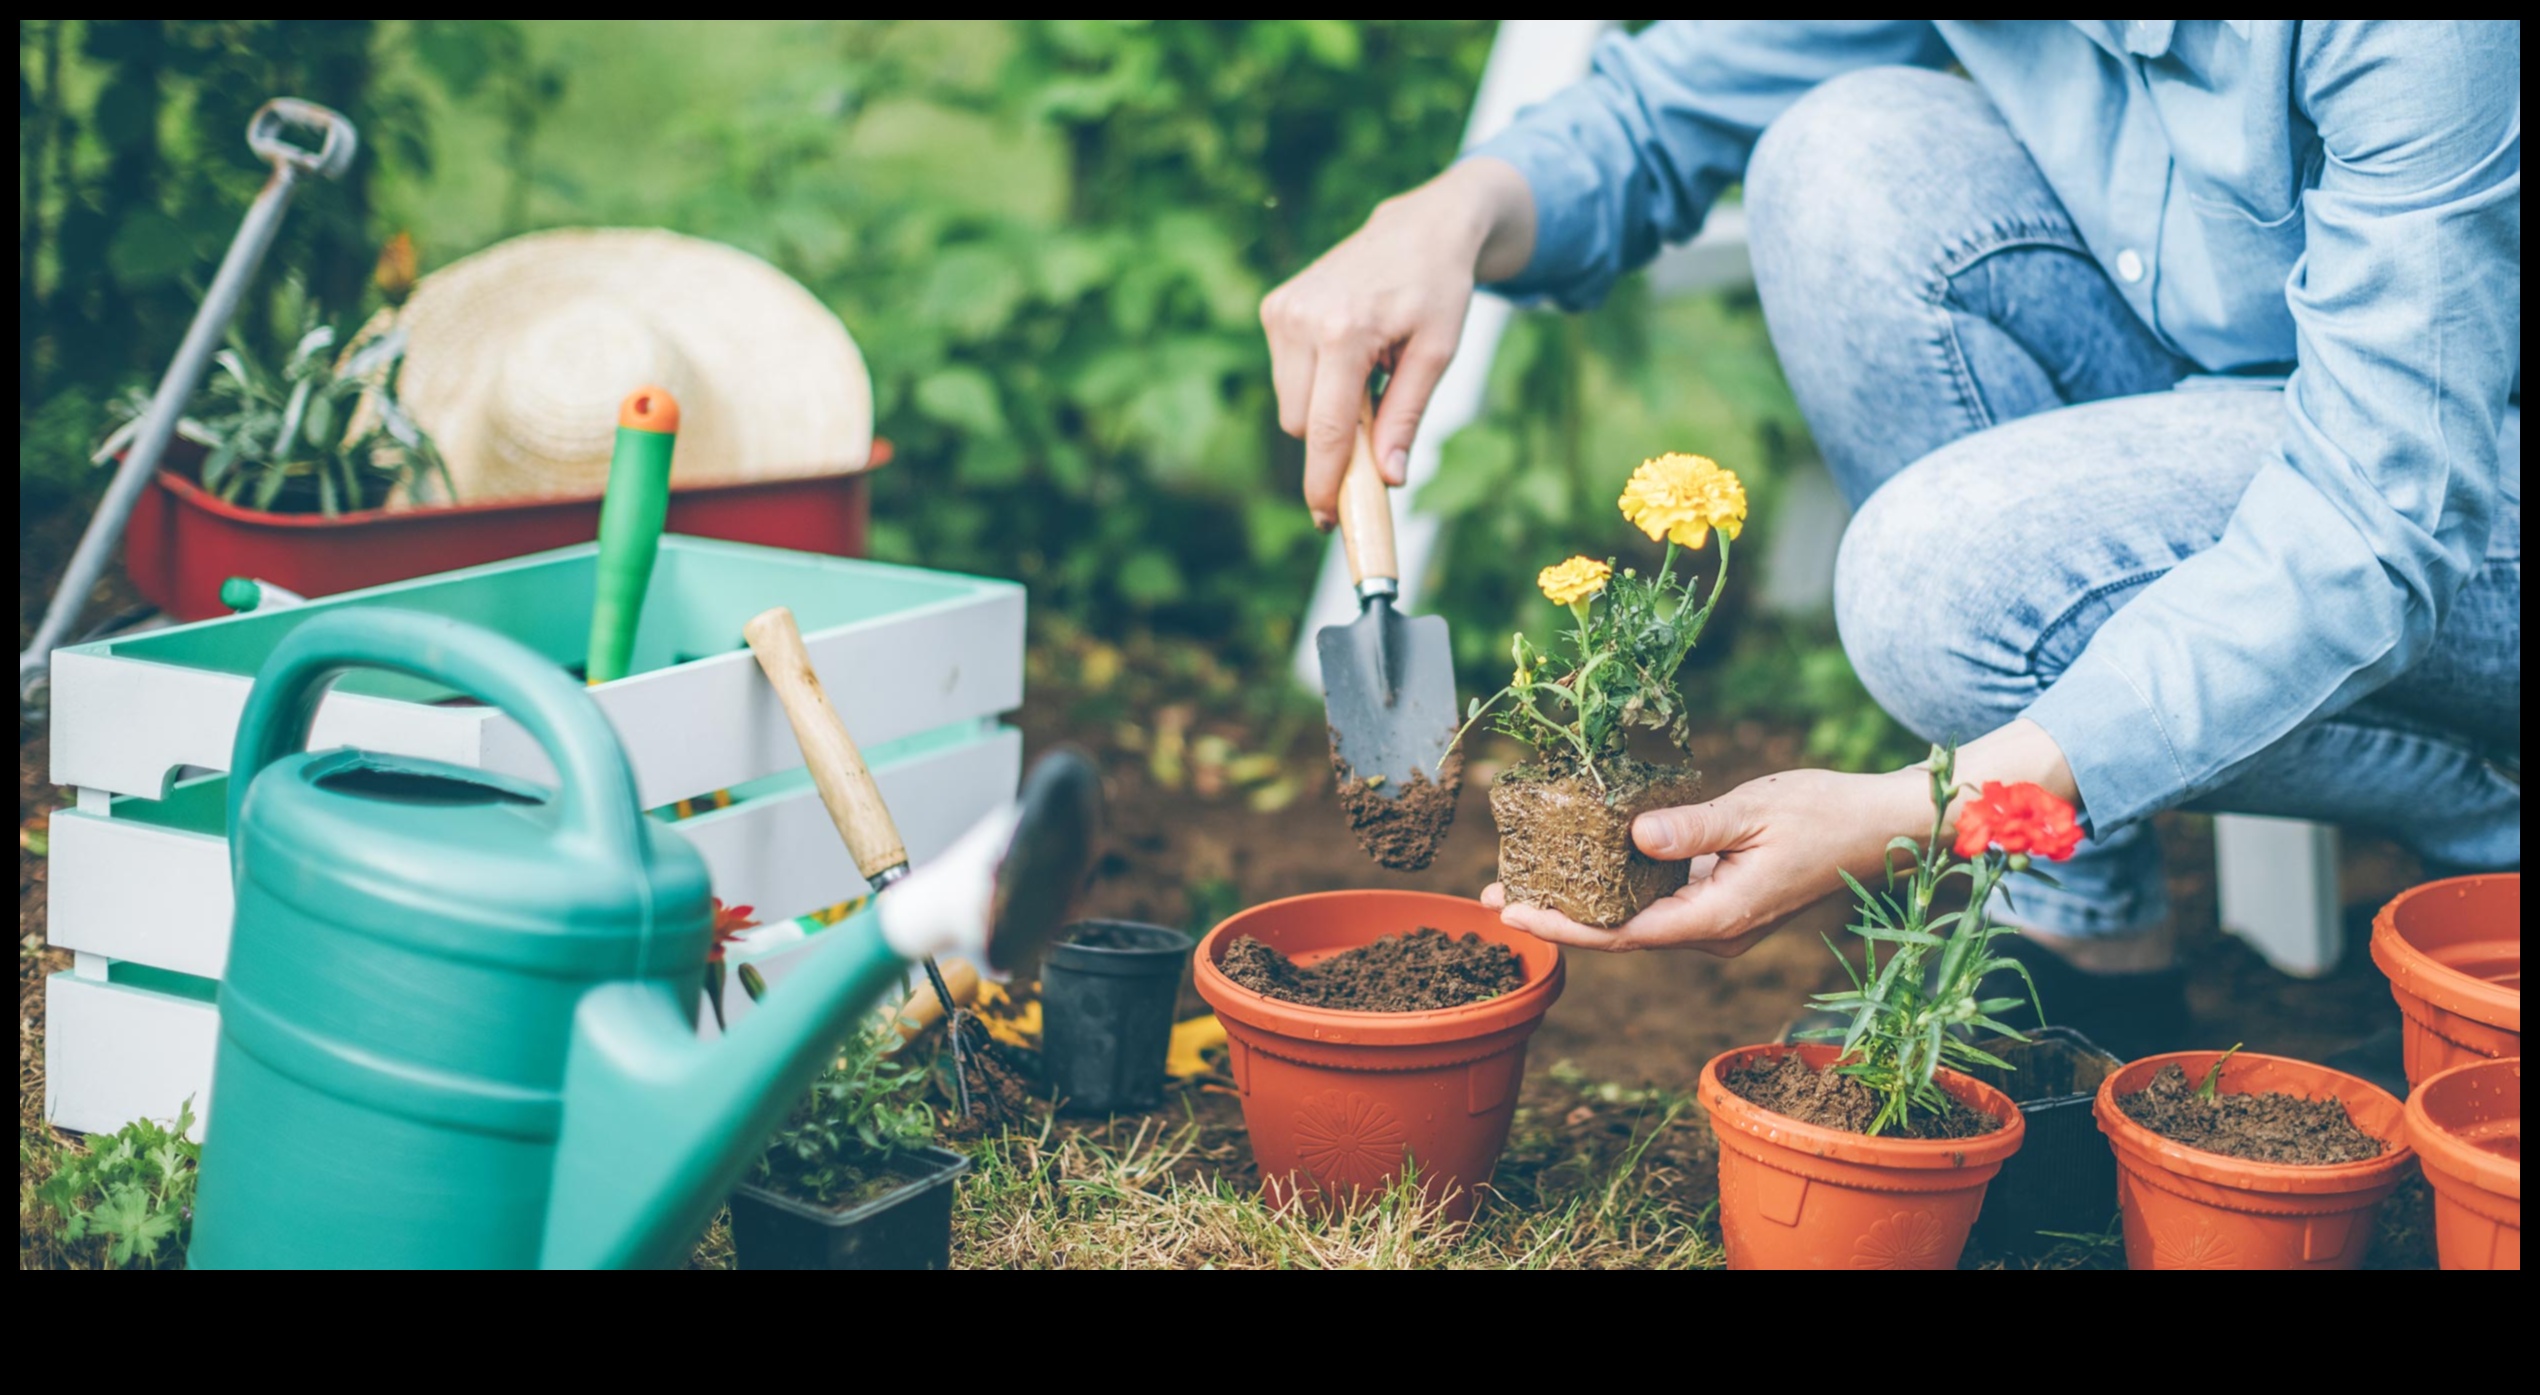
(1962, 1026, 2124, 1252)
(730, 1146, 971, 1270)
(1039, 920, 1195, 1115)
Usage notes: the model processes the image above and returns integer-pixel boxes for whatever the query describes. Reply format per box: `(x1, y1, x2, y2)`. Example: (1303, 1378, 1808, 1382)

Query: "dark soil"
(1061, 921, 1169, 950)
(1220, 927, 1524, 1012)
(1330, 737, 1462, 872)
(1490, 759, 1702, 927)
(939, 1012, 1042, 1138)
(1721, 1052, 1999, 1140)
(2117, 1062, 2386, 1165)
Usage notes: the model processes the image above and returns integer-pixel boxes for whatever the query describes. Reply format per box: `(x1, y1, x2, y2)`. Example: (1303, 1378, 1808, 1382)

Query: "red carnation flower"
(1952, 782, 2083, 862)
(708, 898, 758, 965)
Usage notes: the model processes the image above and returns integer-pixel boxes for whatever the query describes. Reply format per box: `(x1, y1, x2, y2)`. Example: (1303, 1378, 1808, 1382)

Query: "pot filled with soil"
(1490, 760, 1703, 928)
(1698, 1043, 2026, 1269)
(2370, 874, 2520, 1087)
(1191, 890, 1563, 1220)
(2404, 1056, 2521, 1271)
(1039, 920, 1195, 1115)
(731, 1146, 970, 1270)
(2093, 1050, 2412, 1270)
(1959, 1026, 2124, 1252)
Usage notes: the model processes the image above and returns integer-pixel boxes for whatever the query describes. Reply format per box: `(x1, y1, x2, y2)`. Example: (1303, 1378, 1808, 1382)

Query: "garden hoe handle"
(19, 96, 356, 710)
(1334, 400, 1398, 589)
(743, 605, 910, 884)
(585, 387, 681, 686)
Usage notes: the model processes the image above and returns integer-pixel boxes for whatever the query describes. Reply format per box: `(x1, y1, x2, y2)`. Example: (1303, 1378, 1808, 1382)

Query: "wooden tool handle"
(1335, 403, 1398, 587)
(888, 957, 981, 1045)
(743, 605, 908, 880)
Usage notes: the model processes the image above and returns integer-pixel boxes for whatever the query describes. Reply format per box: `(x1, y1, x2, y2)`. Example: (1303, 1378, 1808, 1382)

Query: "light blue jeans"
(1745, 68, 2522, 938)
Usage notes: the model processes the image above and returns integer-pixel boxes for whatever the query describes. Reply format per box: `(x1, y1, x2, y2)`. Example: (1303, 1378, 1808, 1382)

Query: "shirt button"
(2115, 249, 2146, 283)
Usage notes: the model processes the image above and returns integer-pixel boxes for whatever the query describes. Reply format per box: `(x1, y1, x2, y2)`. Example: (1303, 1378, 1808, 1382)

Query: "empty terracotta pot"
(2093, 1050, 2412, 1270)
(1696, 1043, 2025, 1270)
(1192, 891, 1563, 1221)
(2405, 1056, 2521, 1270)
(2372, 874, 2520, 1086)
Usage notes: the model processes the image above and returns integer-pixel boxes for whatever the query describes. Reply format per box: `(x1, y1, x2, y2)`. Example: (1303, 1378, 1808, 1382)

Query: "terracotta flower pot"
(2370, 874, 2520, 1087)
(1191, 891, 1564, 1221)
(1695, 1043, 2026, 1270)
(2093, 1050, 2413, 1270)
(2404, 1056, 2521, 1271)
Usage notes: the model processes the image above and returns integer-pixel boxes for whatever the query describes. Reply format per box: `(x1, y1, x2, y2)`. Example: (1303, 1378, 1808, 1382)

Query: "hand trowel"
(1316, 403, 1462, 871)
(741, 605, 1076, 1117)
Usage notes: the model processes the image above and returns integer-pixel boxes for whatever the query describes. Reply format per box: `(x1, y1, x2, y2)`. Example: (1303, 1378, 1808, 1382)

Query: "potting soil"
(1063, 922, 1160, 950)
(1220, 928, 1522, 1012)
(1329, 736, 1463, 872)
(2116, 1062, 2386, 1165)
(1490, 759, 1703, 928)
(1721, 1052, 1999, 1140)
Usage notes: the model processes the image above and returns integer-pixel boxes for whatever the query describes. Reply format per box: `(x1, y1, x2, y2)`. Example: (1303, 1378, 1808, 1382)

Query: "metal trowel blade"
(983, 746, 1105, 975)
(1317, 601, 1460, 803)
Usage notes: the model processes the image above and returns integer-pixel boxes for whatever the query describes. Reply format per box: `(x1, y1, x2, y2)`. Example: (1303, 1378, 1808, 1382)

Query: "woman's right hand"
(1260, 157, 1536, 527)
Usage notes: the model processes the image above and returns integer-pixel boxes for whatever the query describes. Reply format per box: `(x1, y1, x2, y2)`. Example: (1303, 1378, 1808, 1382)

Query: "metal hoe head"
(1317, 598, 1459, 794)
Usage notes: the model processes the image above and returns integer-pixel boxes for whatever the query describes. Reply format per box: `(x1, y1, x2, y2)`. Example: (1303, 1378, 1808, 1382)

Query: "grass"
(946, 1086, 1726, 1271)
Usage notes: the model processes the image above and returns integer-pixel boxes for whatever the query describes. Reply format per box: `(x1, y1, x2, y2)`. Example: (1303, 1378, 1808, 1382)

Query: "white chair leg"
(1756, 457, 1851, 618)
(2213, 813, 2342, 978)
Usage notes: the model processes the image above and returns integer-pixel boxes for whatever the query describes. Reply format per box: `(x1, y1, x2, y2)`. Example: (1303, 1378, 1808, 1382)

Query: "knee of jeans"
(1835, 469, 2009, 744)
(1748, 66, 1983, 275)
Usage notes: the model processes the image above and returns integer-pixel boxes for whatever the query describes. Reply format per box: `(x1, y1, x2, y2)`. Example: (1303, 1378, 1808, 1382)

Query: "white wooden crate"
(42, 537, 1026, 1138)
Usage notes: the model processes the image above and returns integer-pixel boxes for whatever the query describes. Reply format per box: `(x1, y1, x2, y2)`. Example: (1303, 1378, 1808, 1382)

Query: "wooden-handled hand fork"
(743, 604, 973, 1114)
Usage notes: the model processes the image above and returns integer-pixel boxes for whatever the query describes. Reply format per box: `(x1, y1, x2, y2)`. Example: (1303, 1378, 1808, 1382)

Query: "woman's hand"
(1260, 157, 1536, 528)
(1486, 721, 2082, 955)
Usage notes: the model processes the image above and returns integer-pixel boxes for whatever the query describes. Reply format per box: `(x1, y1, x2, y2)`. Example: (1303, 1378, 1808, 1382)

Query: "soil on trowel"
(1490, 759, 1702, 928)
(1221, 927, 1522, 1012)
(1722, 1052, 1999, 1141)
(2117, 1062, 2386, 1165)
(1330, 736, 1463, 872)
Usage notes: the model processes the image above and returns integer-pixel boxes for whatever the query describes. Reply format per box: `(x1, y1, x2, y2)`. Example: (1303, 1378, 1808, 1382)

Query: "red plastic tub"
(124, 460, 874, 622)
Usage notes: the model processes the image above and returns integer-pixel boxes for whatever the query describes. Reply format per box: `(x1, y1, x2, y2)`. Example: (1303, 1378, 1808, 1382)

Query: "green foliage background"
(20, 19, 1911, 767)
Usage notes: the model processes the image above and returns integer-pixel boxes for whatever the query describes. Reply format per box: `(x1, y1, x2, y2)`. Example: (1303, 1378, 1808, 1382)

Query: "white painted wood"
(1757, 458, 1851, 617)
(45, 724, 1021, 980)
(44, 973, 218, 1140)
(48, 580, 1022, 807)
(2215, 813, 2343, 978)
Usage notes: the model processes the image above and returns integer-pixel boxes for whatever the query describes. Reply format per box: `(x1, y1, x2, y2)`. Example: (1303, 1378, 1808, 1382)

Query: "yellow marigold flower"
(1619, 452, 1748, 549)
(1537, 555, 1612, 606)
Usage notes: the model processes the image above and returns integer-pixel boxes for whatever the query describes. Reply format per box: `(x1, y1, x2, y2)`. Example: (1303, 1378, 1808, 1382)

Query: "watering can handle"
(226, 609, 646, 868)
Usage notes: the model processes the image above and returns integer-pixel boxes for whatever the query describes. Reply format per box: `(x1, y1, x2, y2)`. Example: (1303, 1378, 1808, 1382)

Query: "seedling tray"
(1964, 1025, 2124, 1253)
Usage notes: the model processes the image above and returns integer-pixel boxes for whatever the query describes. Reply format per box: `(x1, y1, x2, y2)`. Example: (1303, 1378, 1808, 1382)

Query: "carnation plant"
(1454, 452, 1748, 793)
(1803, 744, 2083, 1134)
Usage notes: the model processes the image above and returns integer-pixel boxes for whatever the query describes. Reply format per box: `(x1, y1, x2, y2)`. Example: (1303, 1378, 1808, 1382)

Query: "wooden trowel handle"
(1336, 402, 1398, 588)
(744, 605, 908, 881)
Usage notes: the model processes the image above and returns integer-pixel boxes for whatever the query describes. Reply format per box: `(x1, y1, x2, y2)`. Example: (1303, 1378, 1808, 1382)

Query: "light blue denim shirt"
(1473, 20, 2522, 829)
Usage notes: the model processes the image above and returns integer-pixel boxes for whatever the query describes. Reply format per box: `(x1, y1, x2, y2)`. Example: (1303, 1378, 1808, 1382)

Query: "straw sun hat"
(381, 227, 873, 505)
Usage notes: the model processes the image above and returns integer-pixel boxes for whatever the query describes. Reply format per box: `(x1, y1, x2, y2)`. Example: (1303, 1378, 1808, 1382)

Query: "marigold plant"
(1803, 745, 2082, 1134)
(1455, 453, 1748, 792)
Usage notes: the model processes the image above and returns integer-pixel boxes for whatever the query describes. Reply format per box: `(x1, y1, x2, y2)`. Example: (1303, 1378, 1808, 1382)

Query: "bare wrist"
(1412, 157, 1535, 283)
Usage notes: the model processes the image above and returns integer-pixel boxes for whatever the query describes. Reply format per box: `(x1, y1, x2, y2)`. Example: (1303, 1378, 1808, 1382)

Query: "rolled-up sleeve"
(1468, 20, 1950, 309)
(2024, 20, 2521, 828)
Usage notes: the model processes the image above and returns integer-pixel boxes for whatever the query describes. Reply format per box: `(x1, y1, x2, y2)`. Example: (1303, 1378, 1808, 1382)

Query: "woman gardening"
(1265, 21, 2520, 1062)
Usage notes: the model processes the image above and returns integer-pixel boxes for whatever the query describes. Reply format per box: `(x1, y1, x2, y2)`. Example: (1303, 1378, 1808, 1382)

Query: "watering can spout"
(538, 804, 1019, 1270)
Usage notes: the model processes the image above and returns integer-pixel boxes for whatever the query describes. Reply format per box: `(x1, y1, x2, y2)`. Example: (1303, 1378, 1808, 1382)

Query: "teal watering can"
(189, 609, 1098, 1268)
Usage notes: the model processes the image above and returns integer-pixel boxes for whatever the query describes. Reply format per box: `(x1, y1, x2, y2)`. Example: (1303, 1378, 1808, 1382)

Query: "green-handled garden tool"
(584, 386, 680, 685)
(1316, 403, 1462, 871)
